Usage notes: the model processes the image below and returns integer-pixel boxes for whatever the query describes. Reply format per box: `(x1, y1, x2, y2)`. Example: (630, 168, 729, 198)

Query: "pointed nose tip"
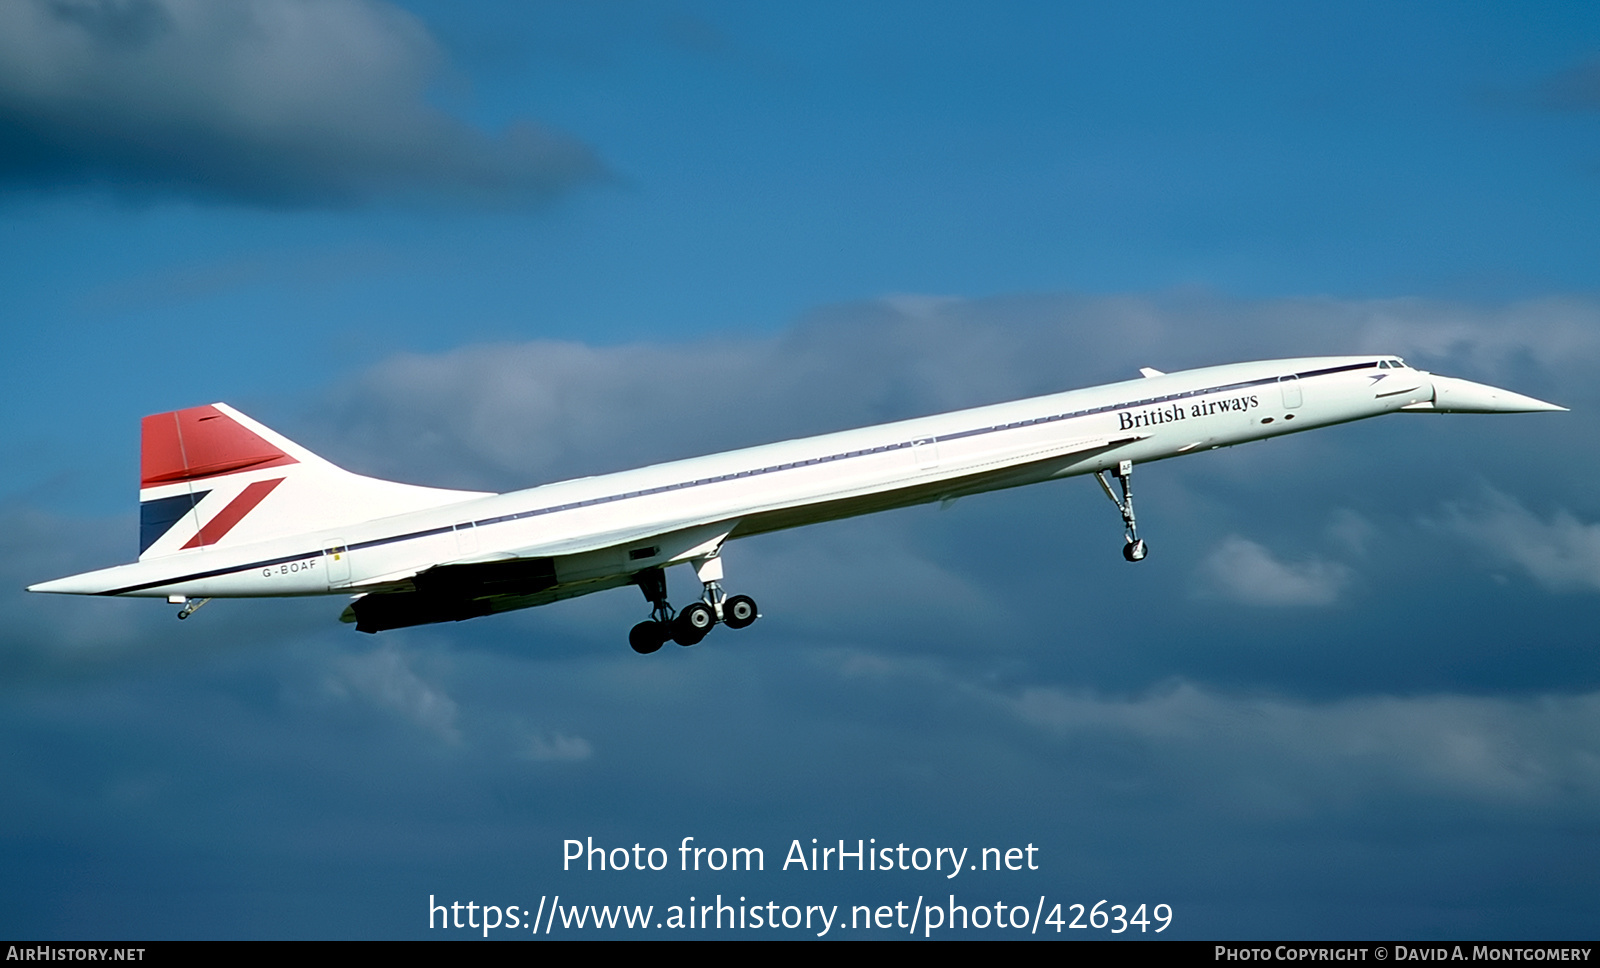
(1520, 397, 1569, 413)
(1427, 374, 1567, 413)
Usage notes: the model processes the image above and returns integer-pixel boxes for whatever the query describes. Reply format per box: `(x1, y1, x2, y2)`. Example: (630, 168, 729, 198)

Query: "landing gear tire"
(629, 621, 668, 654)
(723, 594, 758, 630)
(674, 602, 717, 646)
(1123, 539, 1149, 562)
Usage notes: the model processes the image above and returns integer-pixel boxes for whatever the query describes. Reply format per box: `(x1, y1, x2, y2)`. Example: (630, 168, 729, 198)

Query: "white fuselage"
(32, 356, 1465, 602)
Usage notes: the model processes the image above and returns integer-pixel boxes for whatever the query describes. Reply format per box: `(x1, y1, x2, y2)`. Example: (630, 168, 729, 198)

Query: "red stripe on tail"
(141, 406, 297, 487)
(181, 478, 286, 549)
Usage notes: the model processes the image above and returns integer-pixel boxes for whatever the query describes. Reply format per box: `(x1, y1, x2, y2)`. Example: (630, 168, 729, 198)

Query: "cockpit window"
(1377, 360, 1390, 369)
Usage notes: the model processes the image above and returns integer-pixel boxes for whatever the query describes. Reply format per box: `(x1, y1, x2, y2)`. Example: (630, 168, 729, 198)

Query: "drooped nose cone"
(1410, 374, 1567, 414)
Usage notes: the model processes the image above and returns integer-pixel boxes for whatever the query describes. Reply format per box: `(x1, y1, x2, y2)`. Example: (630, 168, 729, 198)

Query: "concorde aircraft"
(29, 356, 1563, 653)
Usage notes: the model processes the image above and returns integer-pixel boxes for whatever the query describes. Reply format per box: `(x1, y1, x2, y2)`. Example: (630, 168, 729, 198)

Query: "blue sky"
(3, 0, 1599, 939)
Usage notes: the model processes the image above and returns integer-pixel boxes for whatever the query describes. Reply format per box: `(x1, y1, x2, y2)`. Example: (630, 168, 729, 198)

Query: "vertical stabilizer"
(137, 404, 492, 559)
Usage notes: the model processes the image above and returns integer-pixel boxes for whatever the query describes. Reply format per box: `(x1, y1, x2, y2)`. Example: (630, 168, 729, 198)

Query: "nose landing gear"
(1096, 460, 1149, 562)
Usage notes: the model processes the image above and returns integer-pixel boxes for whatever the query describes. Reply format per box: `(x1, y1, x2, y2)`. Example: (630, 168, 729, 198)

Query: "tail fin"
(137, 404, 490, 560)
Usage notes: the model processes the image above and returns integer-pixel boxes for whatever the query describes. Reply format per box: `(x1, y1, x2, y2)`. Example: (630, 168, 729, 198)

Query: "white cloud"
(522, 731, 593, 763)
(800, 650, 1600, 808)
(1354, 296, 1600, 379)
(312, 290, 1598, 488)
(1325, 509, 1375, 557)
(1194, 536, 1350, 606)
(327, 645, 460, 740)
(1437, 491, 1600, 592)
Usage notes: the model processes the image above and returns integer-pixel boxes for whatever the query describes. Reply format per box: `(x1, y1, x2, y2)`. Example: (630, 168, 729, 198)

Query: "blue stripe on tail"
(139, 491, 210, 554)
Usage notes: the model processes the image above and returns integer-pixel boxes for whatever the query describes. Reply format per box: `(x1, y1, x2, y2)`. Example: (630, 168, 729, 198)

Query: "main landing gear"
(627, 554, 759, 655)
(1095, 459, 1149, 562)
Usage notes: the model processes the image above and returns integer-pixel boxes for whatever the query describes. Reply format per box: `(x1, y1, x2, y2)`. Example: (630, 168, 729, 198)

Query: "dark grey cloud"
(0, 0, 606, 206)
